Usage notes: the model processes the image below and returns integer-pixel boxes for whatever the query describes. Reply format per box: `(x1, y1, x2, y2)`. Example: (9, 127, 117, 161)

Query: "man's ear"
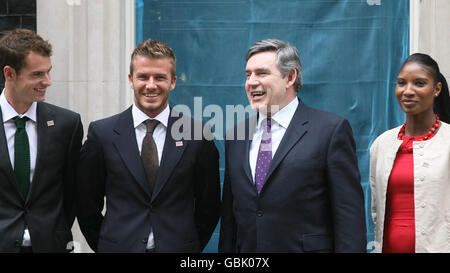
(3, 66, 16, 81)
(170, 75, 177, 91)
(128, 73, 134, 89)
(285, 69, 297, 89)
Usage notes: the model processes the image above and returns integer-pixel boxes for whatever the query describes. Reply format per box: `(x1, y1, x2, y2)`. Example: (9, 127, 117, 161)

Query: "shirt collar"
(0, 89, 38, 123)
(257, 97, 299, 130)
(132, 103, 170, 129)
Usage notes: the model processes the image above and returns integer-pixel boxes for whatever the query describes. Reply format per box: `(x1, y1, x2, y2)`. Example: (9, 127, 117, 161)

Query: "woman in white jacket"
(370, 53, 450, 253)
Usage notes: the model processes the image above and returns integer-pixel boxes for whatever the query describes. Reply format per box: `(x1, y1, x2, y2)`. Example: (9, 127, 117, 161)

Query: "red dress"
(382, 134, 435, 253)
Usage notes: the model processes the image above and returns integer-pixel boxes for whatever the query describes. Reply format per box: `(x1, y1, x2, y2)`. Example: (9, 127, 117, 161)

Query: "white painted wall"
(37, 0, 134, 134)
(410, 0, 450, 91)
(37, 0, 135, 253)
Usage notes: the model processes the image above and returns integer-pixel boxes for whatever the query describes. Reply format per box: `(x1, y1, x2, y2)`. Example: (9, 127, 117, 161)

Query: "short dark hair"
(246, 38, 303, 92)
(401, 53, 450, 123)
(130, 39, 176, 77)
(0, 28, 52, 75)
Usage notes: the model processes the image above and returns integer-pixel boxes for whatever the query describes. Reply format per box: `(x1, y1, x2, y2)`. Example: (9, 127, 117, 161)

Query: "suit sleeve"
(193, 138, 221, 250)
(76, 122, 106, 252)
(218, 140, 237, 253)
(326, 119, 367, 253)
(63, 114, 83, 228)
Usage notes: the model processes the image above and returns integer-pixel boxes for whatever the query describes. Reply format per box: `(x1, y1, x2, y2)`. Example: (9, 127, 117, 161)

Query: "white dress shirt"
(249, 98, 299, 182)
(0, 91, 38, 247)
(132, 103, 169, 250)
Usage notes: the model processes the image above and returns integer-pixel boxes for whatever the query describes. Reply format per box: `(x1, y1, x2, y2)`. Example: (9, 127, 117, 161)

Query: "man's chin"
(250, 103, 281, 117)
(250, 102, 265, 112)
(251, 103, 271, 115)
(139, 102, 166, 118)
(34, 95, 46, 102)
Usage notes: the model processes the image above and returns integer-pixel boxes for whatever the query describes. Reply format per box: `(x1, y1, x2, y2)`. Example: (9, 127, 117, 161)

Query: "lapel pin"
(47, 120, 55, 126)
(176, 141, 183, 147)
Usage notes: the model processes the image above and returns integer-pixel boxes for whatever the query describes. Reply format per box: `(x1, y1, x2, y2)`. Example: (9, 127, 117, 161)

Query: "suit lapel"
(113, 107, 151, 197)
(244, 115, 257, 184)
(0, 107, 18, 192)
(263, 99, 309, 190)
(227, 114, 256, 186)
(151, 111, 187, 202)
(28, 103, 54, 202)
(243, 138, 253, 184)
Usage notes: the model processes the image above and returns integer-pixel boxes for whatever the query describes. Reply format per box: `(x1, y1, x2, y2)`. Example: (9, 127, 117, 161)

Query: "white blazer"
(370, 121, 450, 253)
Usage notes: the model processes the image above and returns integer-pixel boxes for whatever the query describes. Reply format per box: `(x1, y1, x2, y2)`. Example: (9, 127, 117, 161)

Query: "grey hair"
(246, 38, 303, 92)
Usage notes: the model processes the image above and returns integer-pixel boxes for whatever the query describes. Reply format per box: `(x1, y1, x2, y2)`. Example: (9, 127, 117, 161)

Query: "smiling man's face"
(129, 55, 177, 118)
(10, 51, 52, 106)
(245, 51, 294, 116)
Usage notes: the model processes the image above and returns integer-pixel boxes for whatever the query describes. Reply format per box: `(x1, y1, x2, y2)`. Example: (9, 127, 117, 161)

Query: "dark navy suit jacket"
(76, 106, 221, 253)
(219, 99, 366, 253)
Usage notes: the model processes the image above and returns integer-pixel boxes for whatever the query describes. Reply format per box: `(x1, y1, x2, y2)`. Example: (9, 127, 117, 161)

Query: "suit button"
(15, 240, 21, 247)
(257, 210, 263, 217)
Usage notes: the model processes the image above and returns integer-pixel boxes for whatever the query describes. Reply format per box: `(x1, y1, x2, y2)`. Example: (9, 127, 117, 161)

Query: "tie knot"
(14, 116, 29, 129)
(145, 119, 160, 134)
(262, 118, 272, 132)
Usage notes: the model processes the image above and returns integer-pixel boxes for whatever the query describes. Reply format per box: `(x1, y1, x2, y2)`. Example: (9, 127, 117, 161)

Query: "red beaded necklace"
(398, 114, 440, 153)
(398, 113, 440, 141)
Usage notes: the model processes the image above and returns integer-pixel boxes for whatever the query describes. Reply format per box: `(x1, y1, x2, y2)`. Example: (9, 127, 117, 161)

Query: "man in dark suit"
(0, 29, 83, 253)
(76, 39, 221, 253)
(219, 39, 366, 253)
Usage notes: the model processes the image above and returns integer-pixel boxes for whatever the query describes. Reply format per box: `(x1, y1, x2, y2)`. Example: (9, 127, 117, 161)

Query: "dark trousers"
(20, 246, 33, 253)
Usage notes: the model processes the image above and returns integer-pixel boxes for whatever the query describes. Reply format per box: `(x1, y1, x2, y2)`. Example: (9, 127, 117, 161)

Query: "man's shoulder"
(301, 103, 347, 125)
(88, 109, 130, 132)
(39, 102, 80, 120)
(225, 115, 256, 142)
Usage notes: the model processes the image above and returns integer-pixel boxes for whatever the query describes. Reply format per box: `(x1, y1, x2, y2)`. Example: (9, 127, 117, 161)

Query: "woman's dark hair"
(401, 53, 450, 123)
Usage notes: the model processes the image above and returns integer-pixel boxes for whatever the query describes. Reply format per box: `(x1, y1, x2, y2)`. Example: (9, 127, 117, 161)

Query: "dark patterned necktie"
(14, 116, 30, 199)
(141, 119, 160, 194)
(254, 118, 272, 194)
